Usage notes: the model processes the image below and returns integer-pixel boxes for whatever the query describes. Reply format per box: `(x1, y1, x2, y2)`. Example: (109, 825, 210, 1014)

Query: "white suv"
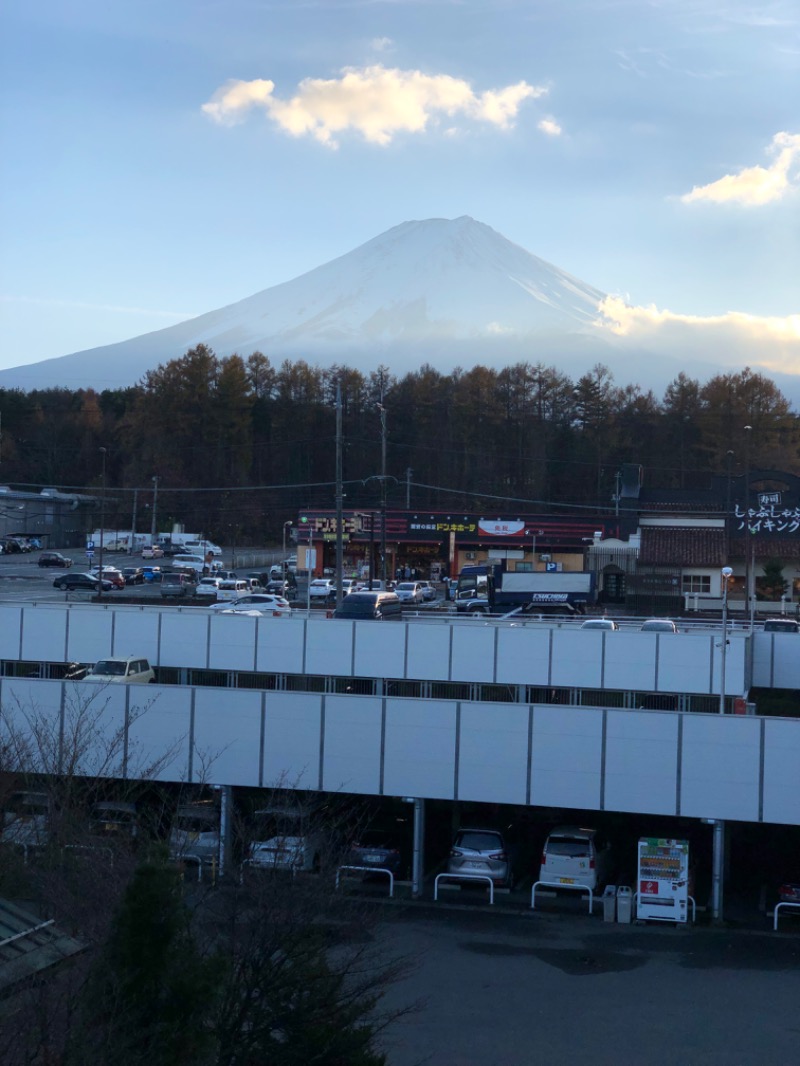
(309, 578, 335, 600)
(83, 657, 155, 684)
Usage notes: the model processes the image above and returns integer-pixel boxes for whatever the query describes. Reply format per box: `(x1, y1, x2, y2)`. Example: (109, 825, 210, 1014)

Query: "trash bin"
(617, 885, 633, 924)
(602, 885, 618, 922)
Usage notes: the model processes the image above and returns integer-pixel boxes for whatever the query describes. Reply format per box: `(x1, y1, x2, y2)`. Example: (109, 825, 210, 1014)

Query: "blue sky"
(1, 0, 798, 380)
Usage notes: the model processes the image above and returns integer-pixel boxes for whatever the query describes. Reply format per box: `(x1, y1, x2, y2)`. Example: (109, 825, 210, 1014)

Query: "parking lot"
(377, 905, 800, 1066)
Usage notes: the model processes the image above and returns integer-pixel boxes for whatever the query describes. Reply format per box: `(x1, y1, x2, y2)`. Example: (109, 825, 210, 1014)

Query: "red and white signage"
(478, 520, 527, 537)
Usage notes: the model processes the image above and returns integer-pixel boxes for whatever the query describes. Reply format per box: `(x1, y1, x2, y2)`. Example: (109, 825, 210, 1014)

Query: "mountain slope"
(0, 217, 619, 390)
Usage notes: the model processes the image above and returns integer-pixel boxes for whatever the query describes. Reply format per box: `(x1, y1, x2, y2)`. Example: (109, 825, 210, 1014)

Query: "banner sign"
(734, 503, 800, 535)
(478, 519, 526, 537)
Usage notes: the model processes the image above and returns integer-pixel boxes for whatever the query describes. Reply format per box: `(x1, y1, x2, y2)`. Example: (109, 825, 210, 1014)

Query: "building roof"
(0, 898, 85, 991)
(639, 527, 726, 566)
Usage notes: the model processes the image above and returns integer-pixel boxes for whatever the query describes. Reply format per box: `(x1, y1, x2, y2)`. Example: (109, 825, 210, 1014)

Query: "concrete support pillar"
(412, 798, 426, 899)
(711, 818, 725, 922)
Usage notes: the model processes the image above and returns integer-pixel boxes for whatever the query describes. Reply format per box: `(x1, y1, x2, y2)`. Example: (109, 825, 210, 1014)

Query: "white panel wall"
(762, 719, 800, 826)
(530, 705, 603, 809)
(208, 614, 258, 672)
(604, 710, 678, 816)
(352, 624, 407, 679)
(20, 608, 68, 663)
(305, 620, 355, 677)
(66, 608, 114, 663)
(0, 678, 63, 773)
(606, 634, 657, 692)
(405, 624, 451, 681)
(769, 634, 800, 689)
(193, 688, 262, 786)
(496, 627, 551, 686)
(0, 606, 23, 657)
(383, 699, 456, 799)
(66, 682, 129, 777)
(255, 619, 305, 675)
(262, 691, 321, 790)
(657, 635, 711, 694)
(750, 634, 774, 688)
(680, 715, 761, 821)
(322, 696, 383, 794)
(458, 702, 529, 805)
(159, 612, 210, 669)
(125, 683, 192, 782)
(113, 610, 161, 664)
(550, 631, 603, 688)
(450, 626, 497, 683)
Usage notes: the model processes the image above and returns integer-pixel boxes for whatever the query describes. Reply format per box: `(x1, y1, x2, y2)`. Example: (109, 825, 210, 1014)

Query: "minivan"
(217, 579, 250, 602)
(332, 591, 403, 620)
(160, 572, 195, 598)
(539, 825, 613, 891)
(763, 618, 799, 633)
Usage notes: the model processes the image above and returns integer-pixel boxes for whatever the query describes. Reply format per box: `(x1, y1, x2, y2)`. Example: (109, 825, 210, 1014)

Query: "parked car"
(246, 802, 325, 873)
(309, 578, 336, 601)
(778, 882, 800, 903)
(640, 618, 678, 633)
(141, 544, 164, 559)
(347, 821, 411, 879)
(121, 566, 146, 585)
(764, 618, 800, 633)
(103, 539, 130, 553)
(89, 566, 125, 589)
(195, 576, 222, 599)
(1, 790, 51, 847)
(212, 593, 292, 616)
(418, 580, 437, 602)
(447, 827, 515, 888)
(89, 801, 139, 840)
(168, 803, 221, 865)
(160, 572, 195, 598)
(395, 581, 425, 604)
(53, 572, 112, 592)
(83, 657, 155, 684)
(580, 618, 619, 631)
(38, 551, 73, 568)
(539, 825, 613, 892)
(182, 539, 222, 557)
(332, 591, 403, 621)
(265, 578, 294, 596)
(140, 565, 163, 583)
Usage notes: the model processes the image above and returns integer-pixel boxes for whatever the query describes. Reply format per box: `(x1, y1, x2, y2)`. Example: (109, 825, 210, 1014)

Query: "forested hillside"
(1, 346, 796, 541)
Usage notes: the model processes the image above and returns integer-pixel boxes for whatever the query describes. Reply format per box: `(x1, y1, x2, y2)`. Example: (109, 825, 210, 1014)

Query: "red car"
(90, 567, 125, 589)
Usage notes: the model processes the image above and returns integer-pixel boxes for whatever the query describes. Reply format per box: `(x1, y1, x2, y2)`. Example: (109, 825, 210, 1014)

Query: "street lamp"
(282, 521, 293, 563)
(719, 566, 733, 714)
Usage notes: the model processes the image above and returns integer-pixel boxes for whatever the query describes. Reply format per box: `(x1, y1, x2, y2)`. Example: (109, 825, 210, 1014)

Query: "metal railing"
(531, 880, 595, 914)
(773, 901, 800, 931)
(336, 864, 395, 898)
(434, 872, 495, 904)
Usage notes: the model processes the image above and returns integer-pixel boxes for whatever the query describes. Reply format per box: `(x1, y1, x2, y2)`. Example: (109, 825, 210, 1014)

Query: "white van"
(83, 657, 155, 684)
(173, 555, 207, 575)
(182, 539, 222, 557)
(539, 825, 613, 891)
(216, 579, 250, 602)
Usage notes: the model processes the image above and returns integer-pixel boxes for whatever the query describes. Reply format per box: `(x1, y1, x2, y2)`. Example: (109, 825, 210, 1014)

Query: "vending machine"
(637, 838, 690, 923)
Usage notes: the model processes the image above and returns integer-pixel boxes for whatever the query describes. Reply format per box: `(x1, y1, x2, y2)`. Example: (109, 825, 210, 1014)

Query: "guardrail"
(434, 872, 495, 904)
(531, 880, 594, 913)
(335, 864, 395, 898)
(773, 901, 800, 931)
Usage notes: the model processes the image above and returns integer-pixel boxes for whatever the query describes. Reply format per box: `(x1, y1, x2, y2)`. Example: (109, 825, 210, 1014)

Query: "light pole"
(282, 521, 293, 563)
(150, 476, 159, 546)
(377, 402, 388, 584)
(98, 447, 107, 601)
(528, 527, 544, 569)
(743, 425, 752, 624)
(719, 566, 733, 714)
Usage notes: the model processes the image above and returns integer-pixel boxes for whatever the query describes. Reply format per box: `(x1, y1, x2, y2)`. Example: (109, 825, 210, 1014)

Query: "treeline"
(1, 345, 797, 541)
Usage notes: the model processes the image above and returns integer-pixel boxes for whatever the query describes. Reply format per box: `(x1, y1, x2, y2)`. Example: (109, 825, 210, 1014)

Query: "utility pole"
(130, 487, 138, 555)
(406, 467, 413, 508)
(98, 447, 107, 601)
(150, 475, 159, 546)
(744, 426, 752, 623)
(335, 379, 344, 608)
(378, 400, 387, 584)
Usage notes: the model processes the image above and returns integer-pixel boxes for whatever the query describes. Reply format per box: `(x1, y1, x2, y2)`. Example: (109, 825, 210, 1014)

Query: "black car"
(122, 566, 146, 585)
(38, 551, 73, 569)
(347, 823, 412, 879)
(1, 538, 24, 554)
(53, 572, 112, 592)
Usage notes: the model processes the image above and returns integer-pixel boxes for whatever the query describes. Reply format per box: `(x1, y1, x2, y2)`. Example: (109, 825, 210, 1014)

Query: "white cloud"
(680, 132, 800, 206)
(538, 117, 562, 136)
(202, 65, 546, 147)
(370, 36, 392, 52)
(596, 295, 800, 373)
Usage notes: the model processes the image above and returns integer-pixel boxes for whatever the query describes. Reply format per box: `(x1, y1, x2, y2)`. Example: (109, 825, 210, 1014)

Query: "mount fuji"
(1, 216, 681, 391)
